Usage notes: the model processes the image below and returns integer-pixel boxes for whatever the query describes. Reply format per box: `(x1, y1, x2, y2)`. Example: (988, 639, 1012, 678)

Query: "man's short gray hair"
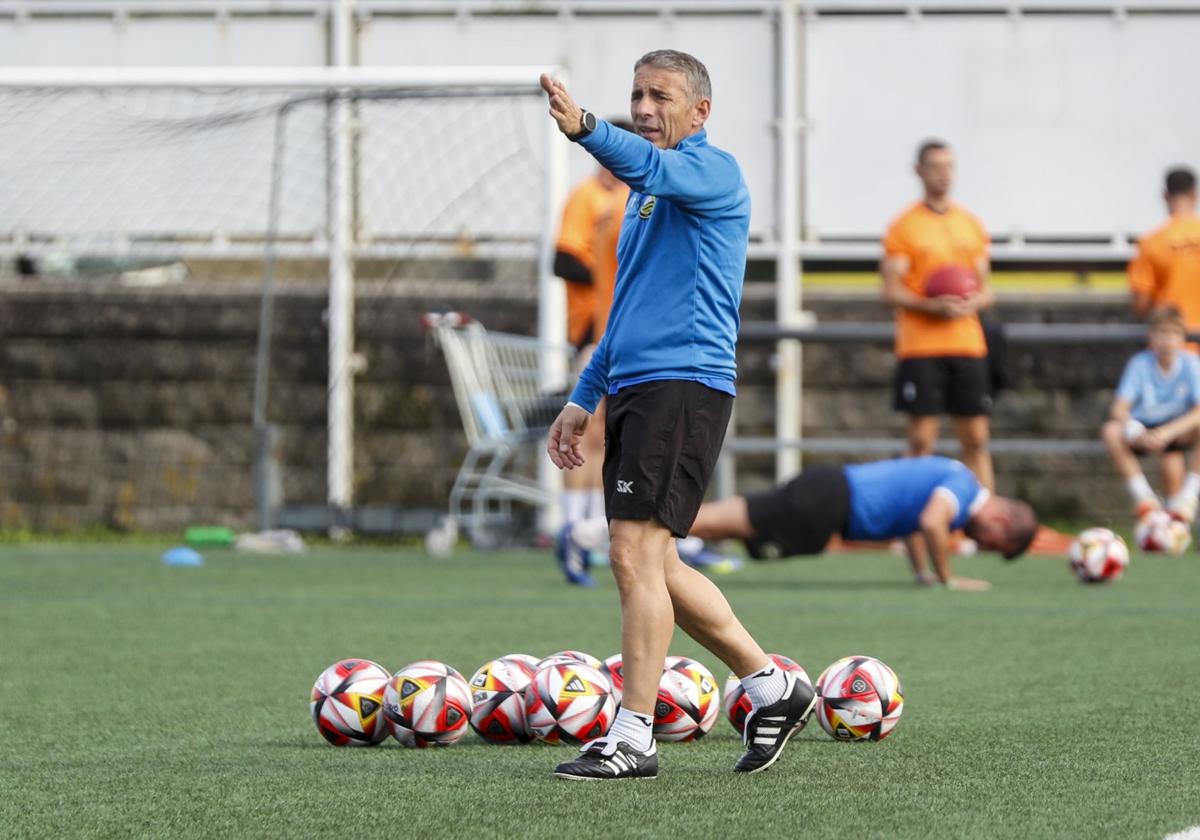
(634, 50, 712, 102)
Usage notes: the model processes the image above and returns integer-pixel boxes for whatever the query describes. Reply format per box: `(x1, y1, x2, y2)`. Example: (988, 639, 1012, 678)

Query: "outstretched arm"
(917, 493, 991, 591)
(540, 73, 739, 212)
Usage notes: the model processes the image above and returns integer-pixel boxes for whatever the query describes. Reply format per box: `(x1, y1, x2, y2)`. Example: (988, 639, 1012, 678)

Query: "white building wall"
(1, 2, 1199, 245)
(358, 11, 780, 240)
(806, 12, 1200, 242)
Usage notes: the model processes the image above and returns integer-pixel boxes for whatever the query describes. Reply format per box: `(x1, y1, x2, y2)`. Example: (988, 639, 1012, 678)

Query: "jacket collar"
(676, 128, 708, 150)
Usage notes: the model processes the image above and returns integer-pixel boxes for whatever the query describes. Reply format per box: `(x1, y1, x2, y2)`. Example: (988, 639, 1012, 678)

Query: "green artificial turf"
(1, 542, 1197, 839)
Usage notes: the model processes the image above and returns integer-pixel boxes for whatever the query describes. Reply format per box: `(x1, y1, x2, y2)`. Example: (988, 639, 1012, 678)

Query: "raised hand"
(540, 73, 585, 138)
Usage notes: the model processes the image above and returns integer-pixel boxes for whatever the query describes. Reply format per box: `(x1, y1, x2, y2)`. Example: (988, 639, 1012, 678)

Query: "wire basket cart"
(421, 311, 575, 550)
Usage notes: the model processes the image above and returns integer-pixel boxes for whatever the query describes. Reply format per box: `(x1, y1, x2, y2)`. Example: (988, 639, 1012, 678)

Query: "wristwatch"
(574, 110, 597, 140)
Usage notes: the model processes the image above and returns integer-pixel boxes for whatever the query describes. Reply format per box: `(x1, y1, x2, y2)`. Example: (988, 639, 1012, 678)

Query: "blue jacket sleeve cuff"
(568, 382, 604, 414)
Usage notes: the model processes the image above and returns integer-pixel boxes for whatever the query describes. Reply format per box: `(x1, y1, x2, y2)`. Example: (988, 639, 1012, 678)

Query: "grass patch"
(1, 543, 1196, 838)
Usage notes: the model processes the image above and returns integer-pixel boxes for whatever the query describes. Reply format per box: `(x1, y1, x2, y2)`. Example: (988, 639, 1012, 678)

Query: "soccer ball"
(537, 650, 602, 670)
(654, 656, 720, 742)
(723, 654, 812, 736)
(600, 654, 626, 706)
(524, 661, 614, 745)
(1068, 527, 1130, 583)
(468, 655, 538, 744)
(1134, 511, 1191, 555)
(310, 658, 391, 746)
(502, 653, 541, 672)
(383, 660, 473, 747)
(816, 655, 904, 742)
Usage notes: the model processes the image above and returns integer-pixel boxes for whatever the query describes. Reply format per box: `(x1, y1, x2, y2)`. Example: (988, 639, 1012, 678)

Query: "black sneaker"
(553, 738, 658, 781)
(734, 675, 817, 774)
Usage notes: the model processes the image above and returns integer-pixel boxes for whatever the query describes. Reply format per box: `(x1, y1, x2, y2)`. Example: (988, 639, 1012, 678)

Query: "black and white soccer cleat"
(733, 674, 817, 774)
(553, 738, 658, 781)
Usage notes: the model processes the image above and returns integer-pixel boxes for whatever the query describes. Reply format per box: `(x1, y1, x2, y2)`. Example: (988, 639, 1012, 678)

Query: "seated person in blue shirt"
(560, 455, 1037, 592)
(1101, 305, 1200, 523)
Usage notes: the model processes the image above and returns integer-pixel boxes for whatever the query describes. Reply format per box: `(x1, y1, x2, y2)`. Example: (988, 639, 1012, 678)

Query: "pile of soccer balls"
(311, 650, 904, 747)
(1133, 510, 1192, 555)
(1068, 512, 1192, 584)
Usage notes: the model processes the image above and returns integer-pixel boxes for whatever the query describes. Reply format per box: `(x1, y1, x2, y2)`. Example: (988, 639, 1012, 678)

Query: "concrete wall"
(0, 276, 1139, 533)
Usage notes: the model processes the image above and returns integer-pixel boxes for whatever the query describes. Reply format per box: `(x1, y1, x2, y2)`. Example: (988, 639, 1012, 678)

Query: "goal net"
(0, 67, 566, 530)
(0, 67, 558, 276)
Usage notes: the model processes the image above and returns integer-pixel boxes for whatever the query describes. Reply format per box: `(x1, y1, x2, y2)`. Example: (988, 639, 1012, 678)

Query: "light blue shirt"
(844, 457, 985, 541)
(568, 120, 751, 412)
(1115, 350, 1200, 427)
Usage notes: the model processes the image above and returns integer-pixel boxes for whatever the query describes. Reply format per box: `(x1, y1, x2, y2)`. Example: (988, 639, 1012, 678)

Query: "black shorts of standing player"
(603, 379, 732, 538)
(742, 465, 851, 560)
(893, 355, 992, 416)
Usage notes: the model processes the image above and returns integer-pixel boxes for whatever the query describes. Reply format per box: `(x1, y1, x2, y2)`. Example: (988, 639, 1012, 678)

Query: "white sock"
(1183, 473, 1200, 500)
(740, 661, 789, 710)
(1126, 474, 1155, 503)
(571, 517, 610, 553)
(587, 489, 606, 519)
(605, 706, 654, 752)
(562, 490, 589, 524)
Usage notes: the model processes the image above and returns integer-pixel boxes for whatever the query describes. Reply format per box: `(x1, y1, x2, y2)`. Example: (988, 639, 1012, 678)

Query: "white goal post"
(0, 65, 570, 528)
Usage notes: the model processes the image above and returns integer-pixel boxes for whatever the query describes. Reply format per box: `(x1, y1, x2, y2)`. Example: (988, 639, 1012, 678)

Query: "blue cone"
(161, 546, 204, 567)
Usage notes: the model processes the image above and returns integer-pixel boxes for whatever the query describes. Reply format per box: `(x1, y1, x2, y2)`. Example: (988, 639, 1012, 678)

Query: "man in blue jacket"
(542, 50, 814, 781)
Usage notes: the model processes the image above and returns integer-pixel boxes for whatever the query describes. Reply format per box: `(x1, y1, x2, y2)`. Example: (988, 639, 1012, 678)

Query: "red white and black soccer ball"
(468, 655, 538, 744)
(1133, 511, 1191, 555)
(310, 658, 391, 746)
(815, 655, 904, 742)
(722, 653, 812, 737)
(536, 650, 602, 670)
(600, 654, 626, 707)
(654, 656, 720, 742)
(1069, 527, 1131, 583)
(502, 653, 542, 672)
(383, 660, 473, 748)
(524, 661, 614, 745)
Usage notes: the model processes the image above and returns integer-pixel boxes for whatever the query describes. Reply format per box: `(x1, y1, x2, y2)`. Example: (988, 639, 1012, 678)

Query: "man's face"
(630, 66, 709, 150)
(916, 148, 955, 198)
(970, 502, 1014, 555)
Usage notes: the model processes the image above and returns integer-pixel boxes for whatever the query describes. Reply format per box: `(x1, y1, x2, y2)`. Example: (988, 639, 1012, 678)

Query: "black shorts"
(893, 356, 993, 417)
(1131, 422, 1199, 454)
(603, 380, 732, 538)
(742, 465, 851, 560)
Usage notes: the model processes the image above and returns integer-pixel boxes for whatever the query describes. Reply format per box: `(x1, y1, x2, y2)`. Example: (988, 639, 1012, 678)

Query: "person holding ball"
(881, 138, 997, 495)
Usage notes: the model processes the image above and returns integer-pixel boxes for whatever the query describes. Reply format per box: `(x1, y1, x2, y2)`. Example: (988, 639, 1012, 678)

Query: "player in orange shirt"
(880, 139, 996, 492)
(553, 120, 633, 525)
(1128, 166, 1200, 331)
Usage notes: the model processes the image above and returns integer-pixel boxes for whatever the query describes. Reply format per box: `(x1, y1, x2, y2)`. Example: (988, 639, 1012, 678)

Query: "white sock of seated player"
(1126, 473, 1156, 504)
(571, 517, 610, 553)
(741, 661, 789, 710)
(605, 706, 654, 752)
(1182, 472, 1200, 501)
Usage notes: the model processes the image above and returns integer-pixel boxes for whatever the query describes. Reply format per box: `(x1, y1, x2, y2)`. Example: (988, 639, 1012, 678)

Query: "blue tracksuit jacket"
(567, 119, 751, 411)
